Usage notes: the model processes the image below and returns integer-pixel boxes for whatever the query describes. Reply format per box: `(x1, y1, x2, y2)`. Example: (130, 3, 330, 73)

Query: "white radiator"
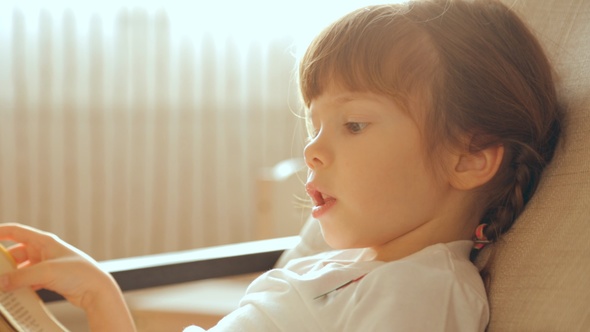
(0, 7, 308, 260)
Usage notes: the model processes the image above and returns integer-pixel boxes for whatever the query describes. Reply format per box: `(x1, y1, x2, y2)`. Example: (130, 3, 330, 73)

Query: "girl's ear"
(450, 144, 504, 190)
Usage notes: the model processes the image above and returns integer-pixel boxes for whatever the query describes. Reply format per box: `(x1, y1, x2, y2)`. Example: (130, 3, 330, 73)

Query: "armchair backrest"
(481, 0, 590, 330)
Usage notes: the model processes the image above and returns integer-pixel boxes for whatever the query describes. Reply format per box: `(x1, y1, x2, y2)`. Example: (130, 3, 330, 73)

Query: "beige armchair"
(44, 0, 590, 331)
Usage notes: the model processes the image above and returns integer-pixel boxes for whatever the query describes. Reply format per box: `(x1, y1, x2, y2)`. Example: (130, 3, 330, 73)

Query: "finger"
(0, 223, 54, 246)
(0, 223, 67, 260)
(0, 258, 79, 293)
(0, 263, 49, 292)
(0, 256, 106, 309)
(2, 240, 46, 267)
(5, 243, 31, 266)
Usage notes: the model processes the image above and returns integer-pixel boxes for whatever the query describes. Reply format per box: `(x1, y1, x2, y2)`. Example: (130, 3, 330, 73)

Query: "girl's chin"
(319, 225, 363, 250)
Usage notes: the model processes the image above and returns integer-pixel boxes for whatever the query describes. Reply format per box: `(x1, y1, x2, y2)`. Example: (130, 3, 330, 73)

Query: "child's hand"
(0, 223, 136, 331)
(0, 223, 107, 307)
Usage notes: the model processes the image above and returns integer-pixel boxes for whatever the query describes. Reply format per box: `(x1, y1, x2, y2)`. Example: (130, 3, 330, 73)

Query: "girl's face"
(304, 85, 456, 258)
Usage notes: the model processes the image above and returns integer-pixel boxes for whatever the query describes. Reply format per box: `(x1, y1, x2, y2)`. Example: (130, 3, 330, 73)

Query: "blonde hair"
(299, 0, 563, 268)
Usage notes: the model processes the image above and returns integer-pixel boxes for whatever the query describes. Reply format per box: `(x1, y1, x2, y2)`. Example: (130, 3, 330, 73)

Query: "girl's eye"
(345, 122, 368, 133)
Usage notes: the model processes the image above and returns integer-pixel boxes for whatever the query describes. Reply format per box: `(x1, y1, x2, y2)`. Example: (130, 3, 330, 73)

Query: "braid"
(482, 143, 545, 243)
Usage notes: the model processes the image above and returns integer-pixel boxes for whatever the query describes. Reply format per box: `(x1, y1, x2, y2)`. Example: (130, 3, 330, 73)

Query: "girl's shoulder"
(235, 241, 488, 331)
(360, 240, 488, 306)
(337, 241, 489, 331)
(368, 240, 482, 288)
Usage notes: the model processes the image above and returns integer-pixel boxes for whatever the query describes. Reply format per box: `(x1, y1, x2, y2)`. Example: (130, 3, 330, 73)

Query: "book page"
(0, 245, 69, 332)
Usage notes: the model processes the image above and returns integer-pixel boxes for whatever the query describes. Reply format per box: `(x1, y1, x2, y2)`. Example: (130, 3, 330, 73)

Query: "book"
(0, 244, 69, 332)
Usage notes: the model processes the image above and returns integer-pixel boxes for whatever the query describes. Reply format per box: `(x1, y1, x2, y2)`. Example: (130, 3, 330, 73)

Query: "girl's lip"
(311, 197, 336, 219)
(305, 182, 336, 218)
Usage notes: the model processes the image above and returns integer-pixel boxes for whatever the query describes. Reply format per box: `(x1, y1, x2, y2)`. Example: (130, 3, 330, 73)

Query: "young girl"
(0, 0, 563, 331)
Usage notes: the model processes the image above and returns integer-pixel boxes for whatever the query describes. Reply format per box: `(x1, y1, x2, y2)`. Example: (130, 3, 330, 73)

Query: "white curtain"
(0, 6, 308, 260)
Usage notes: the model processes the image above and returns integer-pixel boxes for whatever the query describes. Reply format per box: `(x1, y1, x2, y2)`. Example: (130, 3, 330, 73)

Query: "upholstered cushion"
(279, 0, 590, 330)
(480, 0, 590, 330)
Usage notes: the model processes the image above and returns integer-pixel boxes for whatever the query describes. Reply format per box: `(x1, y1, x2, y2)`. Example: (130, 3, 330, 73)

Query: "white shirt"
(185, 240, 489, 331)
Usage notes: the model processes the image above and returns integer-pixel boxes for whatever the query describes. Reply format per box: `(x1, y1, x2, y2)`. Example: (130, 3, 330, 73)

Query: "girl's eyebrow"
(334, 92, 375, 104)
(333, 91, 386, 105)
(309, 92, 378, 117)
(334, 95, 355, 104)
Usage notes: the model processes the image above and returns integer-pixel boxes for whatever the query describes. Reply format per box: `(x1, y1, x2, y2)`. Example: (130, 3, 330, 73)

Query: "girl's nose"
(304, 135, 329, 170)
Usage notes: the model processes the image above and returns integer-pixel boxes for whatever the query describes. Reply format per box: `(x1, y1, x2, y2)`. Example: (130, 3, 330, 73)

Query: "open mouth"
(309, 189, 326, 207)
(306, 185, 330, 206)
(306, 184, 336, 218)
